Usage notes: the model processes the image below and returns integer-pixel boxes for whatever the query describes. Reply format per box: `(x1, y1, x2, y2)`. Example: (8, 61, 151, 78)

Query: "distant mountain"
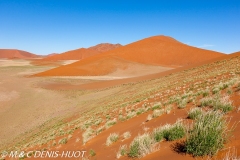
(88, 43, 122, 53)
(0, 49, 39, 59)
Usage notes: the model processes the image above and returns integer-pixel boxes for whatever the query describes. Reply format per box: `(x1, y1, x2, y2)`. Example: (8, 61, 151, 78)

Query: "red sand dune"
(34, 35, 224, 77)
(41, 48, 100, 61)
(0, 49, 39, 59)
(88, 43, 122, 53)
(40, 43, 122, 61)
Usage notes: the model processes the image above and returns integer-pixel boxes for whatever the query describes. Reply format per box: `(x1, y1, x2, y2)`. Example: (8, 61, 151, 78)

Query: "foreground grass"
(185, 110, 230, 156)
(128, 133, 157, 158)
(153, 120, 186, 142)
(127, 120, 186, 158)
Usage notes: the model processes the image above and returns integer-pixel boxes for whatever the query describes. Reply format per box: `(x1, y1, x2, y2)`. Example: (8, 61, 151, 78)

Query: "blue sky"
(0, 0, 239, 55)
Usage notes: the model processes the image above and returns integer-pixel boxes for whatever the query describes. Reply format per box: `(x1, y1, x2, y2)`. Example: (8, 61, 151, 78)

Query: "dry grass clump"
(177, 98, 188, 109)
(123, 131, 131, 139)
(146, 114, 152, 121)
(118, 114, 125, 121)
(105, 118, 117, 129)
(165, 105, 173, 114)
(188, 107, 204, 120)
(58, 137, 67, 144)
(152, 103, 162, 110)
(200, 95, 234, 113)
(126, 111, 136, 119)
(200, 89, 209, 97)
(89, 149, 96, 156)
(136, 107, 145, 115)
(82, 128, 95, 144)
(126, 120, 186, 158)
(152, 120, 186, 142)
(106, 133, 119, 146)
(128, 133, 158, 158)
(222, 147, 239, 160)
(94, 118, 102, 126)
(96, 125, 105, 135)
(116, 145, 127, 159)
(185, 111, 230, 156)
(152, 109, 164, 118)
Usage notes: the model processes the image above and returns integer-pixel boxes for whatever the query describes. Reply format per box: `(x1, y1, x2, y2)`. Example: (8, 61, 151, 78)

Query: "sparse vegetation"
(82, 128, 95, 144)
(200, 95, 234, 113)
(58, 137, 67, 144)
(94, 118, 102, 126)
(177, 98, 188, 109)
(165, 105, 172, 114)
(188, 107, 204, 120)
(146, 114, 152, 121)
(96, 126, 105, 135)
(126, 111, 136, 119)
(106, 133, 119, 146)
(152, 103, 161, 110)
(105, 118, 117, 129)
(123, 131, 131, 139)
(89, 149, 96, 156)
(153, 120, 186, 142)
(152, 109, 164, 118)
(118, 115, 125, 121)
(128, 133, 157, 158)
(117, 145, 127, 159)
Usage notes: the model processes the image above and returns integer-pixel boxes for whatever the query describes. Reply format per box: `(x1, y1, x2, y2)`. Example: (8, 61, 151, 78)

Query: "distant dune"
(0, 49, 39, 59)
(41, 48, 100, 61)
(33, 35, 224, 77)
(40, 43, 122, 61)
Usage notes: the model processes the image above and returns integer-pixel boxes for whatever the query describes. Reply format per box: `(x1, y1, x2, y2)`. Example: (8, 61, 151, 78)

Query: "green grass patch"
(185, 111, 229, 156)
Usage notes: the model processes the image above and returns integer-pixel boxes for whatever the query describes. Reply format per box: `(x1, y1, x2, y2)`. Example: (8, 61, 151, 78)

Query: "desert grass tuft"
(106, 133, 119, 146)
(152, 120, 186, 142)
(116, 145, 127, 159)
(128, 133, 158, 158)
(105, 118, 117, 129)
(188, 107, 204, 120)
(152, 109, 164, 118)
(82, 128, 95, 144)
(123, 131, 131, 139)
(185, 110, 230, 156)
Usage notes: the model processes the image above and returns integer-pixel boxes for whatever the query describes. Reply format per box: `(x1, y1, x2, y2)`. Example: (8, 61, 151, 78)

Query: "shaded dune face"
(0, 49, 39, 59)
(33, 35, 224, 77)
